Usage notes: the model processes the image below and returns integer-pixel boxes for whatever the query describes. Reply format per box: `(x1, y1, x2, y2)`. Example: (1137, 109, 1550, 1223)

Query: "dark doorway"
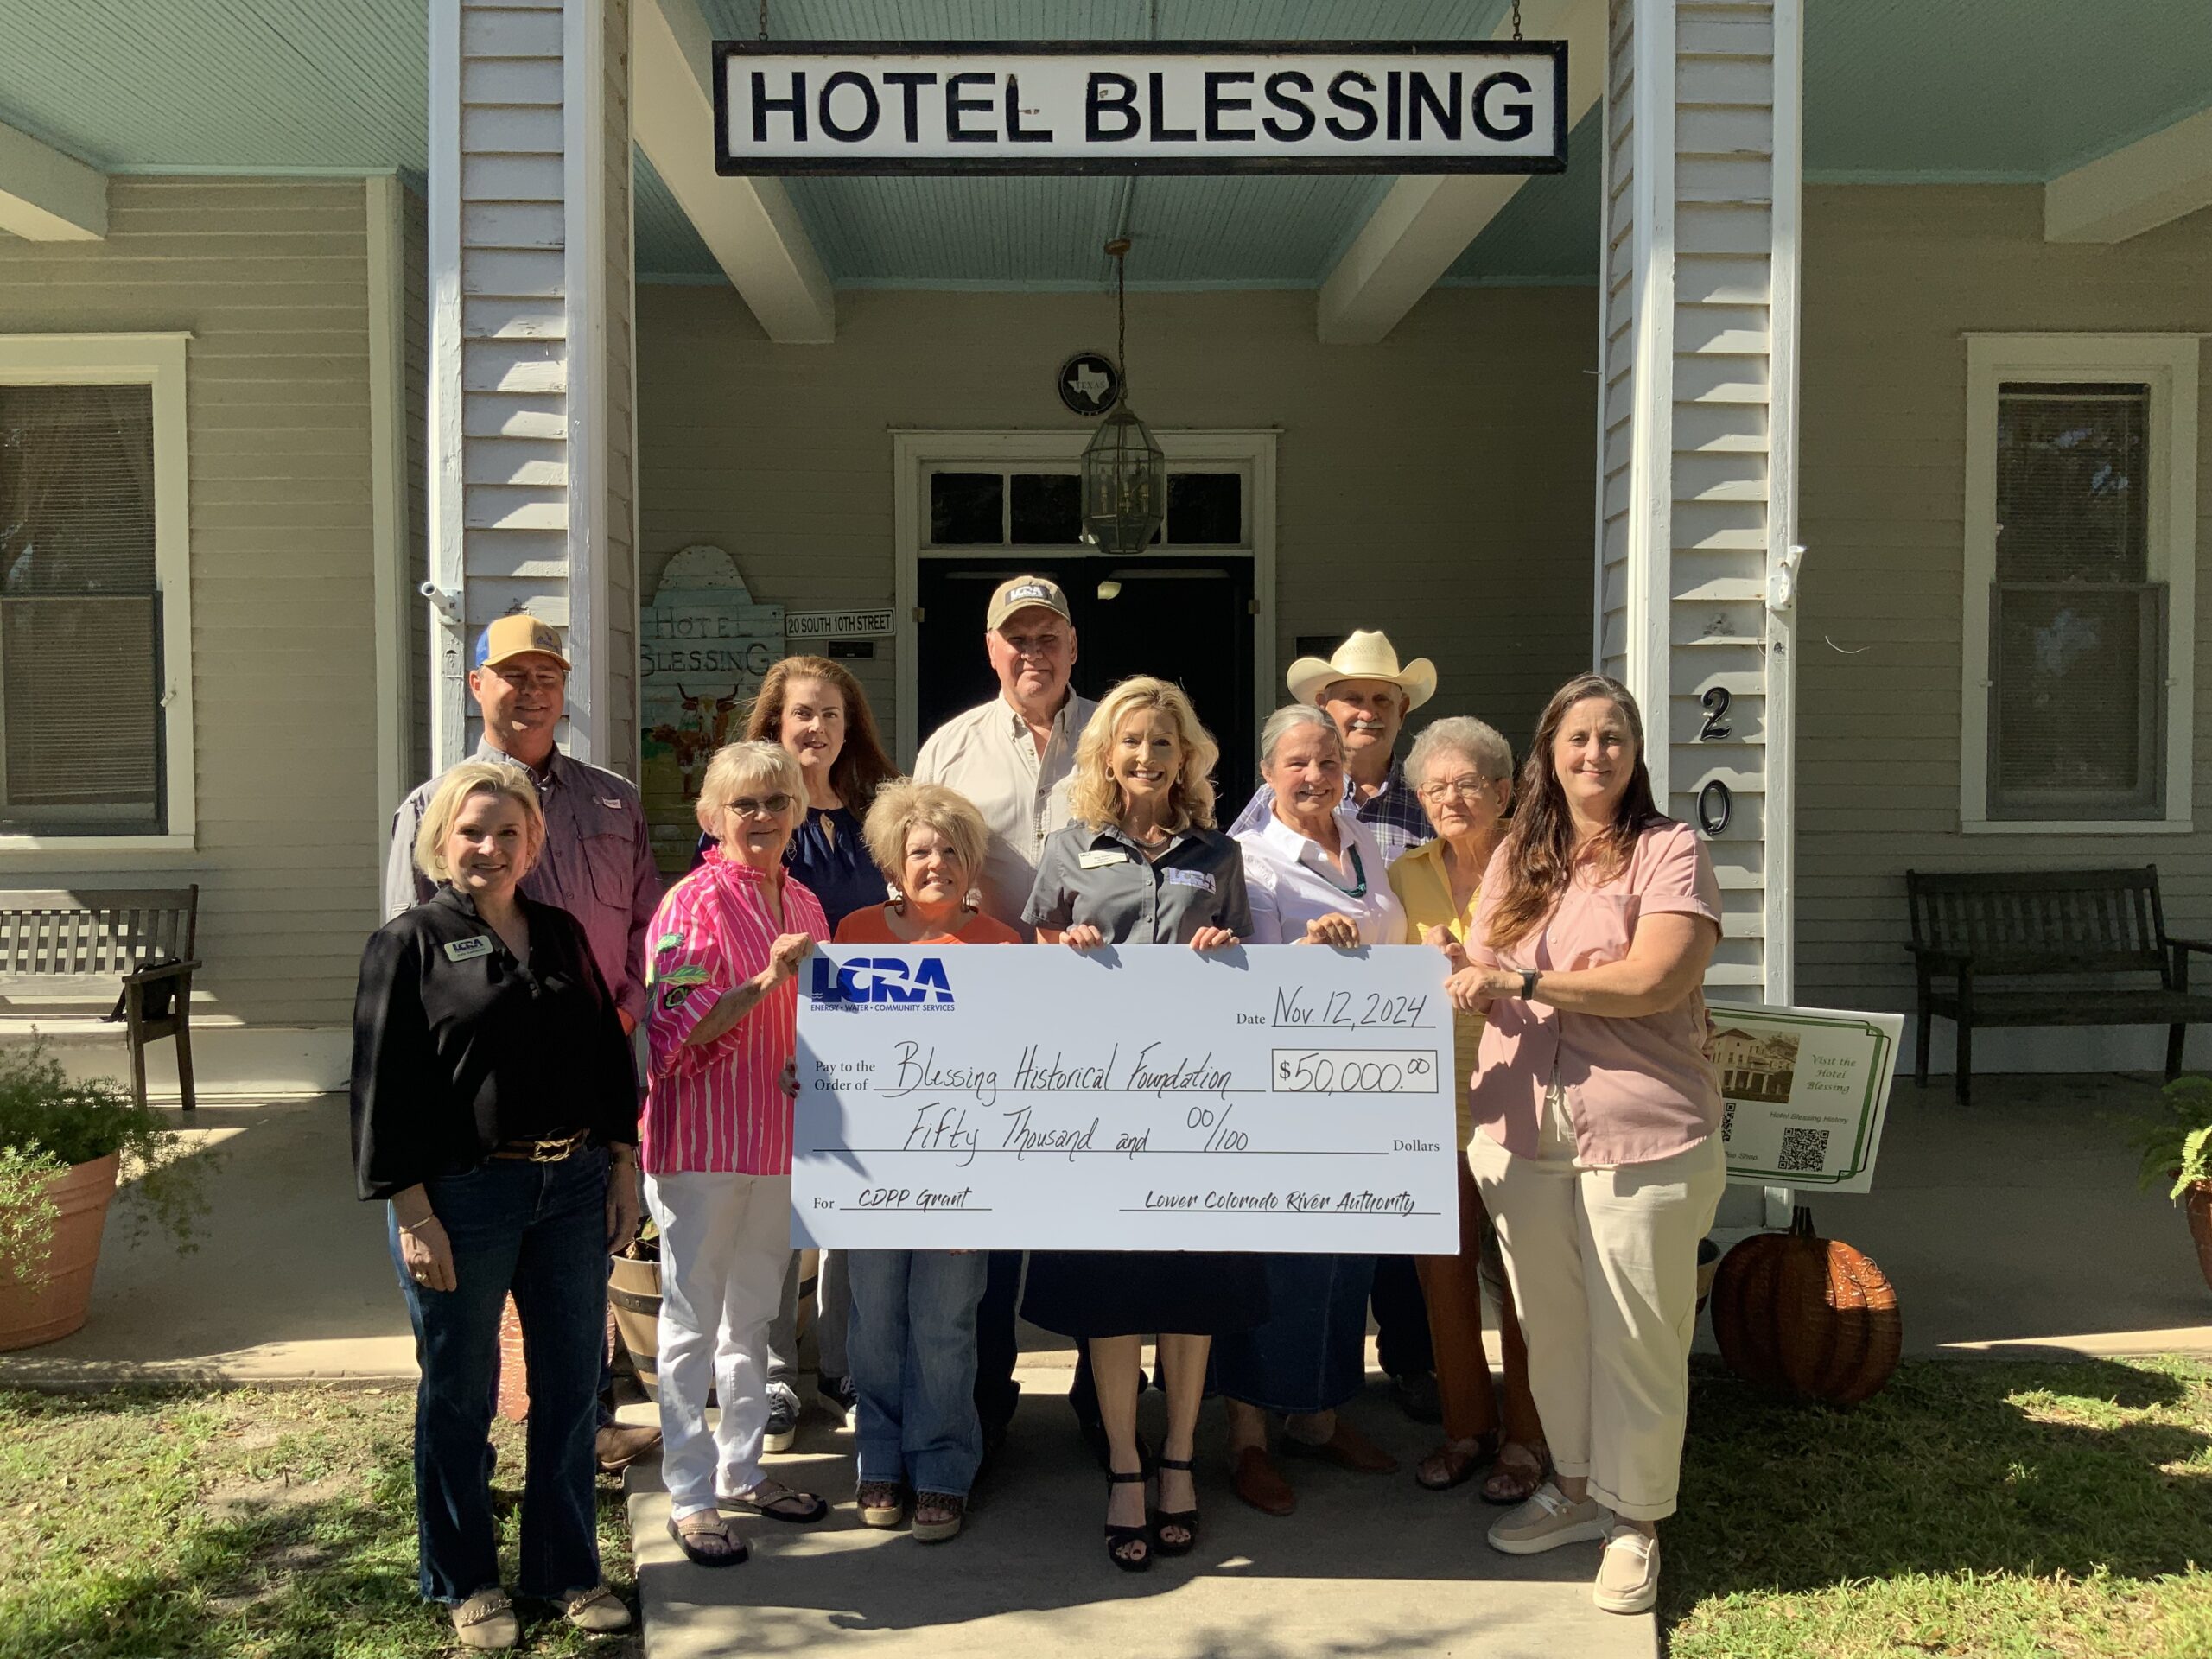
(916, 555, 1260, 818)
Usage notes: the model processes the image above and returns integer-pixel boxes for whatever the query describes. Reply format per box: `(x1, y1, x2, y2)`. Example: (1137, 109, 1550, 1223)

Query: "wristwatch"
(1519, 968, 1541, 1001)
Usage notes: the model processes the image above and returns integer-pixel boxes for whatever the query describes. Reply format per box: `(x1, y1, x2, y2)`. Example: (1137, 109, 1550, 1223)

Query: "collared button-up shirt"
(641, 849, 830, 1178)
(914, 691, 1098, 937)
(1025, 820, 1254, 944)
(1236, 806, 1405, 947)
(1388, 837, 1486, 1145)
(1465, 821, 1725, 1169)
(385, 741, 661, 1027)
(1228, 758, 1433, 868)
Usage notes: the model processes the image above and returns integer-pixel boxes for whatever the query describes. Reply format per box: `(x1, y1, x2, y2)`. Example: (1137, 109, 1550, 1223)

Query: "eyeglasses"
(725, 793, 794, 819)
(1418, 775, 1501, 804)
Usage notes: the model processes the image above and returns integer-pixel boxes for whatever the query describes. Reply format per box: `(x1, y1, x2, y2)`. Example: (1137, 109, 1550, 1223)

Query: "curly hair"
(1065, 676, 1220, 833)
(861, 779, 988, 890)
(745, 655, 895, 812)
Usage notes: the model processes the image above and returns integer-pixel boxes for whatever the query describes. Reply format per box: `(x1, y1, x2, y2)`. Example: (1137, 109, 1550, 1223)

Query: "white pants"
(644, 1169, 792, 1521)
(1469, 1096, 1725, 1522)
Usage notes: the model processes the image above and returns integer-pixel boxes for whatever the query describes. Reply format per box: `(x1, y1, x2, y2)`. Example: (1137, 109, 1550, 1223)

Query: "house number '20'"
(1694, 686, 1731, 837)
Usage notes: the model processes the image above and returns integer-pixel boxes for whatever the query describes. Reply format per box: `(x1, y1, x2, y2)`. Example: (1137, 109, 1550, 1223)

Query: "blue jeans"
(388, 1148, 608, 1604)
(847, 1249, 988, 1497)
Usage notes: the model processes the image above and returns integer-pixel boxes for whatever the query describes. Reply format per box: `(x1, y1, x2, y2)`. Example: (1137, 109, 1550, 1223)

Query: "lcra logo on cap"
(808, 956, 954, 1008)
(1005, 583, 1050, 606)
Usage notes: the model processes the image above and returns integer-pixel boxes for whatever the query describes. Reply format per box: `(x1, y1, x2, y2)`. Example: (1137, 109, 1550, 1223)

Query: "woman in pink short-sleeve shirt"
(1442, 674, 1726, 1619)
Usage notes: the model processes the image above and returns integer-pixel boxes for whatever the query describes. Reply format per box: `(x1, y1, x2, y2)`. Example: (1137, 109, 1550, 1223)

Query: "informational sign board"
(716, 41, 1567, 175)
(791, 944, 1458, 1251)
(1707, 1004, 1904, 1195)
(639, 545, 783, 874)
(785, 608, 896, 639)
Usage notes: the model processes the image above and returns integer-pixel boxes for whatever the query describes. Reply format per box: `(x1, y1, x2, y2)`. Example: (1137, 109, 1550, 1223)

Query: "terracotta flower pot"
(0, 1151, 122, 1351)
(2186, 1182, 2212, 1294)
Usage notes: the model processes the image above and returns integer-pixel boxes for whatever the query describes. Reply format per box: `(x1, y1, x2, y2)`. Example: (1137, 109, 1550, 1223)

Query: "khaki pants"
(1468, 1095, 1724, 1522)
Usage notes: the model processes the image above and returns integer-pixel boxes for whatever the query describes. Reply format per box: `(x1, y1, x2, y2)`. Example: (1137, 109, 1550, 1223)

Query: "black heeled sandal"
(1152, 1456, 1198, 1557)
(1103, 1469, 1152, 1573)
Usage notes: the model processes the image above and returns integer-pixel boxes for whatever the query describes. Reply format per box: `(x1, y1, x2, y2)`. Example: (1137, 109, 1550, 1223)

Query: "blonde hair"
(1067, 676, 1220, 833)
(414, 761, 544, 885)
(862, 780, 988, 891)
(695, 740, 807, 833)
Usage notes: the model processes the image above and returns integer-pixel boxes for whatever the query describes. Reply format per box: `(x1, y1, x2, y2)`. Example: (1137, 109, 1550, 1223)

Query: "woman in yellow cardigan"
(1388, 715, 1547, 1503)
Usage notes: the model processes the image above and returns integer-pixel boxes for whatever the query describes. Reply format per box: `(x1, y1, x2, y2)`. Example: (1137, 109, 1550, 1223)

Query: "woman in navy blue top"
(690, 657, 895, 930)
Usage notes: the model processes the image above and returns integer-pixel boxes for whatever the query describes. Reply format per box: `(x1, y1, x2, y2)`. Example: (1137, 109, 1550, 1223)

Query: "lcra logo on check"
(808, 955, 956, 1009)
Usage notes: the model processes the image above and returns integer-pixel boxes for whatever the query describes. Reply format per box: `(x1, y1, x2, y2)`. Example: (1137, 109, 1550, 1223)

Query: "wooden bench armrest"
(2167, 937, 2212, 957)
(121, 958, 200, 986)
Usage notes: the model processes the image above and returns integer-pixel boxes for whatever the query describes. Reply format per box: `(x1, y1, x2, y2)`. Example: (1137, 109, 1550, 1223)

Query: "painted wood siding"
(0, 178, 378, 1025)
(636, 285, 1595, 767)
(601, 0, 639, 779)
(1796, 185, 2212, 1024)
(405, 182, 431, 788)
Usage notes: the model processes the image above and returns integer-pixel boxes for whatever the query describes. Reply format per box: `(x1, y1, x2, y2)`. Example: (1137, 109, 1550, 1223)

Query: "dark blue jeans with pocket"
(387, 1147, 607, 1605)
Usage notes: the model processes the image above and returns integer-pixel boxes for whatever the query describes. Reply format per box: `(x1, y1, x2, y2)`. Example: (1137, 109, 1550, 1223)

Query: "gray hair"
(1259, 702, 1343, 768)
(1407, 716, 1513, 785)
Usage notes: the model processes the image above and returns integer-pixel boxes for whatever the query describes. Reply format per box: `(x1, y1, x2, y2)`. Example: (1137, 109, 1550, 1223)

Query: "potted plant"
(0, 1038, 213, 1350)
(2131, 1073, 2212, 1293)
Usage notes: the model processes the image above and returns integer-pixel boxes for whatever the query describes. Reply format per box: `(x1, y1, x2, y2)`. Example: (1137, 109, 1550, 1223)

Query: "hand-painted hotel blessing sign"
(715, 41, 1567, 175)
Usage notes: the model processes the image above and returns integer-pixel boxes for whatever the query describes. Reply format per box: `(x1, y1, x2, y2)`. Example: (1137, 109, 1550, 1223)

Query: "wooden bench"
(1904, 867, 2212, 1103)
(0, 887, 200, 1114)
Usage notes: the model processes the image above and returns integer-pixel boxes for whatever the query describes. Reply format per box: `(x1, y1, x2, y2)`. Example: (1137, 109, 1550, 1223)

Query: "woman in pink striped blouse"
(642, 741, 833, 1567)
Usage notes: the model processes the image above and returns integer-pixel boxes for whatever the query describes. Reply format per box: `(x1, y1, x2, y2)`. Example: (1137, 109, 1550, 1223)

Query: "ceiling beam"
(2045, 105, 2212, 244)
(1316, 0, 1605, 345)
(632, 0, 835, 342)
(0, 118, 106, 241)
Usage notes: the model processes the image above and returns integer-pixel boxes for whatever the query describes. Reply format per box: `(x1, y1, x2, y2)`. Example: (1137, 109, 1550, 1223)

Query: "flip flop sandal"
(726, 1482, 830, 1523)
(1415, 1432, 1502, 1491)
(666, 1513, 748, 1567)
(1481, 1443, 1548, 1507)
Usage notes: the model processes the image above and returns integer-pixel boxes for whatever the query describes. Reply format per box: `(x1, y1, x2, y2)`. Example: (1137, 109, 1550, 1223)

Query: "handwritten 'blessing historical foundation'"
(791, 944, 1459, 1251)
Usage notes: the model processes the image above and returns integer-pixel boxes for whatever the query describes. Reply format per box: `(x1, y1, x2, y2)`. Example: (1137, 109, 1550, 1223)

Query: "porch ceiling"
(0, 0, 2202, 289)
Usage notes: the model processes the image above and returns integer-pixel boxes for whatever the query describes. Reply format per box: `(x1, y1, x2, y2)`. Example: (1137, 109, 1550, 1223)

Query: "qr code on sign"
(1720, 1101, 1735, 1144)
(1777, 1126, 1830, 1173)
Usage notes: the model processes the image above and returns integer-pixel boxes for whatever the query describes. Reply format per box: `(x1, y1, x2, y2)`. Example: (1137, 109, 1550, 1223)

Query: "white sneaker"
(1484, 1481, 1613, 1555)
(1593, 1523, 1660, 1614)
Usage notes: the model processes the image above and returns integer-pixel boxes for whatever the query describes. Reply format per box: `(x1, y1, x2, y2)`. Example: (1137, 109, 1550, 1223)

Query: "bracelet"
(1520, 968, 1541, 1001)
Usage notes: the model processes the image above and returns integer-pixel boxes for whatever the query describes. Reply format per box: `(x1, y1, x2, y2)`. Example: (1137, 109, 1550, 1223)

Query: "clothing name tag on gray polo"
(1163, 868, 1217, 893)
(1079, 849, 1131, 869)
(442, 936, 494, 962)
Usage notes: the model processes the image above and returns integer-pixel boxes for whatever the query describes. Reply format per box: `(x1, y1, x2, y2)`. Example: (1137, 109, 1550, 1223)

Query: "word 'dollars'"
(716, 43, 1567, 175)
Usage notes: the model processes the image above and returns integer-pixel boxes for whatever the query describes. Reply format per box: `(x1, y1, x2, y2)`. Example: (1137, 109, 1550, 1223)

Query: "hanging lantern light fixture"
(1081, 237, 1166, 556)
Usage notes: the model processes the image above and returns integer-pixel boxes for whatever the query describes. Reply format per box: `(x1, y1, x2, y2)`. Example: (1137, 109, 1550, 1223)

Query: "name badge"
(1079, 849, 1130, 869)
(442, 936, 493, 962)
(1163, 868, 1217, 893)
(597, 796, 625, 810)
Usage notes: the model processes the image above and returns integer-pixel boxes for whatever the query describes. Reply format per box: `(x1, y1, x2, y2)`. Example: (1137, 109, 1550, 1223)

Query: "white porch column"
(427, 0, 640, 777)
(1595, 0, 1802, 1008)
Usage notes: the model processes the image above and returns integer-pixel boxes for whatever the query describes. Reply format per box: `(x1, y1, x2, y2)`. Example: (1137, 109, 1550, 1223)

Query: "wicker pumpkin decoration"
(1710, 1205, 1901, 1406)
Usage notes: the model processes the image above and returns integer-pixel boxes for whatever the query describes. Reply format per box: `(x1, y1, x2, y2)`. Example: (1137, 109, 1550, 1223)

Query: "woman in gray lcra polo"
(1020, 675, 1268, 1574)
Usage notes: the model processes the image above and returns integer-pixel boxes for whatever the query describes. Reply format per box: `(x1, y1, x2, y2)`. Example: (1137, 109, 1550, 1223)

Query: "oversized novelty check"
(791, 944, 1458, 1252)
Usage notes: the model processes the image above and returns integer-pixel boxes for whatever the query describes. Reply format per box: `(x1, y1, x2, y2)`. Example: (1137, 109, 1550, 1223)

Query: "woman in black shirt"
(351, 760, 639, 1650)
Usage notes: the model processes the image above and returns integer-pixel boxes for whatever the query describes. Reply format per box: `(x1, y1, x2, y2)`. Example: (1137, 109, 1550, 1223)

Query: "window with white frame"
(0, 336, 193, 844)
(1961, 335, 2199, 831)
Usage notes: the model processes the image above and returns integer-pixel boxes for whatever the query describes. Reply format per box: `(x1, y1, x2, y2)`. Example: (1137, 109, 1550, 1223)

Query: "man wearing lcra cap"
(912, 574, 1096, 1453)
(384, 613, 664, 1472)
(1227, 628, 1444, 1423)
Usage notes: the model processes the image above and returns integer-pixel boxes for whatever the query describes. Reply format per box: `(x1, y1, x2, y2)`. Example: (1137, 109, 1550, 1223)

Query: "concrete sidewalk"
(626, 1367, 1654, 1659)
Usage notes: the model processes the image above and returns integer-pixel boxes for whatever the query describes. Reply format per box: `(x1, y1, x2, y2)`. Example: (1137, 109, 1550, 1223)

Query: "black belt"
(488, 1129, 589, 1163)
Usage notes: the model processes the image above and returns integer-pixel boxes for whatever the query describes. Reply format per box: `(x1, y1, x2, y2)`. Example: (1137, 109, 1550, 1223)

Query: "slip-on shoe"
(1230, 1446, 1297, 1516)
(1277, 1419, 1400, 1474)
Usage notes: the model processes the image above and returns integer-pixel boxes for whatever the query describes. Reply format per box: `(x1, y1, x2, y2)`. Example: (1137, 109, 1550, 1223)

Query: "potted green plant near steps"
(0, 1039, 213, 1350)
(2132, 1073, 2212, 1294)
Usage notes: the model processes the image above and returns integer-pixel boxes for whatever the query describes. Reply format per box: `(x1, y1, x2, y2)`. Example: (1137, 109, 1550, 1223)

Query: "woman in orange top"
(832, 781, 1014, 1543)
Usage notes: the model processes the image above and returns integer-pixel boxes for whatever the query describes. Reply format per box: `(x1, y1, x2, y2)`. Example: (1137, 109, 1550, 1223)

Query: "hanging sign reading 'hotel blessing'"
(715, 41, 1567, 175)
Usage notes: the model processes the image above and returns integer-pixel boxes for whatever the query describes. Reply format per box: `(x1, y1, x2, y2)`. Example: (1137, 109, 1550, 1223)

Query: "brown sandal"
(1414, 1431, 1502, 1491)
(858, 1481, 907, 1529)
(912, 1491, 966, 1543)
(1480, 1441, 1548, 1506)
(666, 1511, 748, 1567)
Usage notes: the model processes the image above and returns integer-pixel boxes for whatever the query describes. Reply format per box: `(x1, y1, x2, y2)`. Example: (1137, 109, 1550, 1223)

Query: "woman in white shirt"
(1216, 704, 1408, 1517)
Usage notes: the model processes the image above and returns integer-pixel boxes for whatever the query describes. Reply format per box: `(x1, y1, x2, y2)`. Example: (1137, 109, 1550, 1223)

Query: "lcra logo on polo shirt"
(808, 956, 955, 1009)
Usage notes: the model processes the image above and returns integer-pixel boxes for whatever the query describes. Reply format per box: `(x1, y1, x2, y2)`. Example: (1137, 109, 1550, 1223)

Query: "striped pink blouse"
(640, 849, 830, 1176)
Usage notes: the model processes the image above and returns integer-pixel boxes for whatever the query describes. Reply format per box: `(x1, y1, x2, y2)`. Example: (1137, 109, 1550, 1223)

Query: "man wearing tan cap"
(912, 574, 1096, 1453)
(384, 612, 664, 1475)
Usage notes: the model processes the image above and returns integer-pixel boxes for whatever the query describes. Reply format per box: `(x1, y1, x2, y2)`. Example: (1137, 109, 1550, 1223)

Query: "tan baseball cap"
(474, 613, 570, 671)
(986, 575, 1072, 632)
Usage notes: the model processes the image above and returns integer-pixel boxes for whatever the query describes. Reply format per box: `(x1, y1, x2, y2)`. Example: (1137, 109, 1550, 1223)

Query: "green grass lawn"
(0, 1357, 2207, 1657)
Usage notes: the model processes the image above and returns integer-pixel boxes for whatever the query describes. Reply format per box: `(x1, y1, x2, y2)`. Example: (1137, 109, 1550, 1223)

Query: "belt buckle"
(526, 1134, 579, 1163)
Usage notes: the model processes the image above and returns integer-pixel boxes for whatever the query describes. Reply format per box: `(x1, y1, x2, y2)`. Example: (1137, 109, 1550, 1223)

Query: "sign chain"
(1510, 0, 1524, 41)
(758, 0, 768, 41)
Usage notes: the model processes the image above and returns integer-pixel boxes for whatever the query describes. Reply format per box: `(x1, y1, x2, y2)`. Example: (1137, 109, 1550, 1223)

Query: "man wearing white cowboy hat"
(1227, 629, 1440, 867)
(1227, 627, 1446, 1424)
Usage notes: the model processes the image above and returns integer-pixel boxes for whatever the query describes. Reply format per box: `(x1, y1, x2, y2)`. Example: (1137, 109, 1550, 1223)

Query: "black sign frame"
(714, 39, 1569, 177)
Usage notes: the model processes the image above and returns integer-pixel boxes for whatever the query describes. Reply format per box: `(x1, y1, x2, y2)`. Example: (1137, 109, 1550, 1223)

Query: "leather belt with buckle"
(489, 1130, 589, 1163)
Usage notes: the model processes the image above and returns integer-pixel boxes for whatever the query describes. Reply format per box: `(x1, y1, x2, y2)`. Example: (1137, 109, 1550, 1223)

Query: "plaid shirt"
(1226, 758, 1435, 868)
